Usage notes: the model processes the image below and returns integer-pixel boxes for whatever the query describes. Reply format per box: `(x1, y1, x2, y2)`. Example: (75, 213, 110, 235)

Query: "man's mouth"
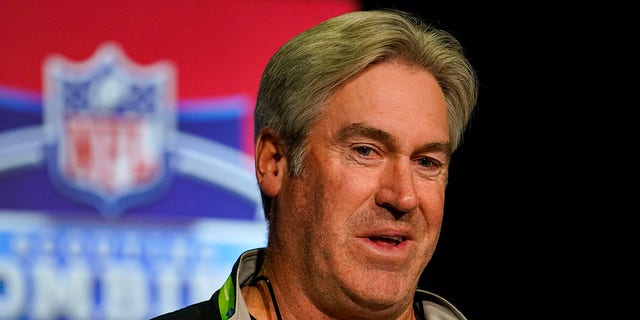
(368, 235, 405, 245)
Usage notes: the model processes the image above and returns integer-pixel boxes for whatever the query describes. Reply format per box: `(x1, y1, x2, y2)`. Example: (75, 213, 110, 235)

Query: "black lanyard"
(247, 275, 283, 320)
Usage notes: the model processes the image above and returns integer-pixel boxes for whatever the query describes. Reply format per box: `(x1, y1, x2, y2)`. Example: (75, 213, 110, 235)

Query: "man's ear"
(255, 129, 287, 197)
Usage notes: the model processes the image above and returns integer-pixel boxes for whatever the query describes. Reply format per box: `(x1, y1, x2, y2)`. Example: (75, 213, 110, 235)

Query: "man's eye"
(355, 146, 373, 156)
(417, 158, 432, 167)
(416, 157, 440, 170)
(414, 157, 443, 177)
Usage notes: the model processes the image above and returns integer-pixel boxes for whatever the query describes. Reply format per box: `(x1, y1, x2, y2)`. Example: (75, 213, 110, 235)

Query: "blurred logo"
(43, 42, 176, 217)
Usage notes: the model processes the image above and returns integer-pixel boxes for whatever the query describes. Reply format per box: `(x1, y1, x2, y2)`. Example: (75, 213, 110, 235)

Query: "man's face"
(274, 60, 450, 315)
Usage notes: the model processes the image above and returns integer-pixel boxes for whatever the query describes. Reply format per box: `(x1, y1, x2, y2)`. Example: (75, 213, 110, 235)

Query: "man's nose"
(374, 161, 418, 215)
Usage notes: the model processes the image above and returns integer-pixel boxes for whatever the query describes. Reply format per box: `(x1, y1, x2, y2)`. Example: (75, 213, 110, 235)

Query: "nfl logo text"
(43, 43, 176, 217)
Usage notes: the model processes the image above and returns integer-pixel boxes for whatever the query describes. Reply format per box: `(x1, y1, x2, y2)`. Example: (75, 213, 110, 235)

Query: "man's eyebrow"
(336, 122, 395, 144)
(422, 142, 452, 161)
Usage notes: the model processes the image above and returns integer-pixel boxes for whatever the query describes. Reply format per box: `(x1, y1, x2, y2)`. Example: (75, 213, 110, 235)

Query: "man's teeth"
(371, 236, 404, 243)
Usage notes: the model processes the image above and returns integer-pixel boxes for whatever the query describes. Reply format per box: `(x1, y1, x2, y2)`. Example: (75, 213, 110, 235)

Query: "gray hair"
(254, 9, 478, 218)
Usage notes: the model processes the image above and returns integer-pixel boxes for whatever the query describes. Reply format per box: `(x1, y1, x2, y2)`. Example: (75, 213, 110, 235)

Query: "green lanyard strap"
(218, 275, 236, 320)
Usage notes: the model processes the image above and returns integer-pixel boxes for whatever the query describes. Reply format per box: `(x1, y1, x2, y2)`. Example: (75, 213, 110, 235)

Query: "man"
(153, 9, 477, 320)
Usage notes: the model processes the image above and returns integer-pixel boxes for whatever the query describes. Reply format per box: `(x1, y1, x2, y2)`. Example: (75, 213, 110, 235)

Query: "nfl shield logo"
(43, 42, 176, 217)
